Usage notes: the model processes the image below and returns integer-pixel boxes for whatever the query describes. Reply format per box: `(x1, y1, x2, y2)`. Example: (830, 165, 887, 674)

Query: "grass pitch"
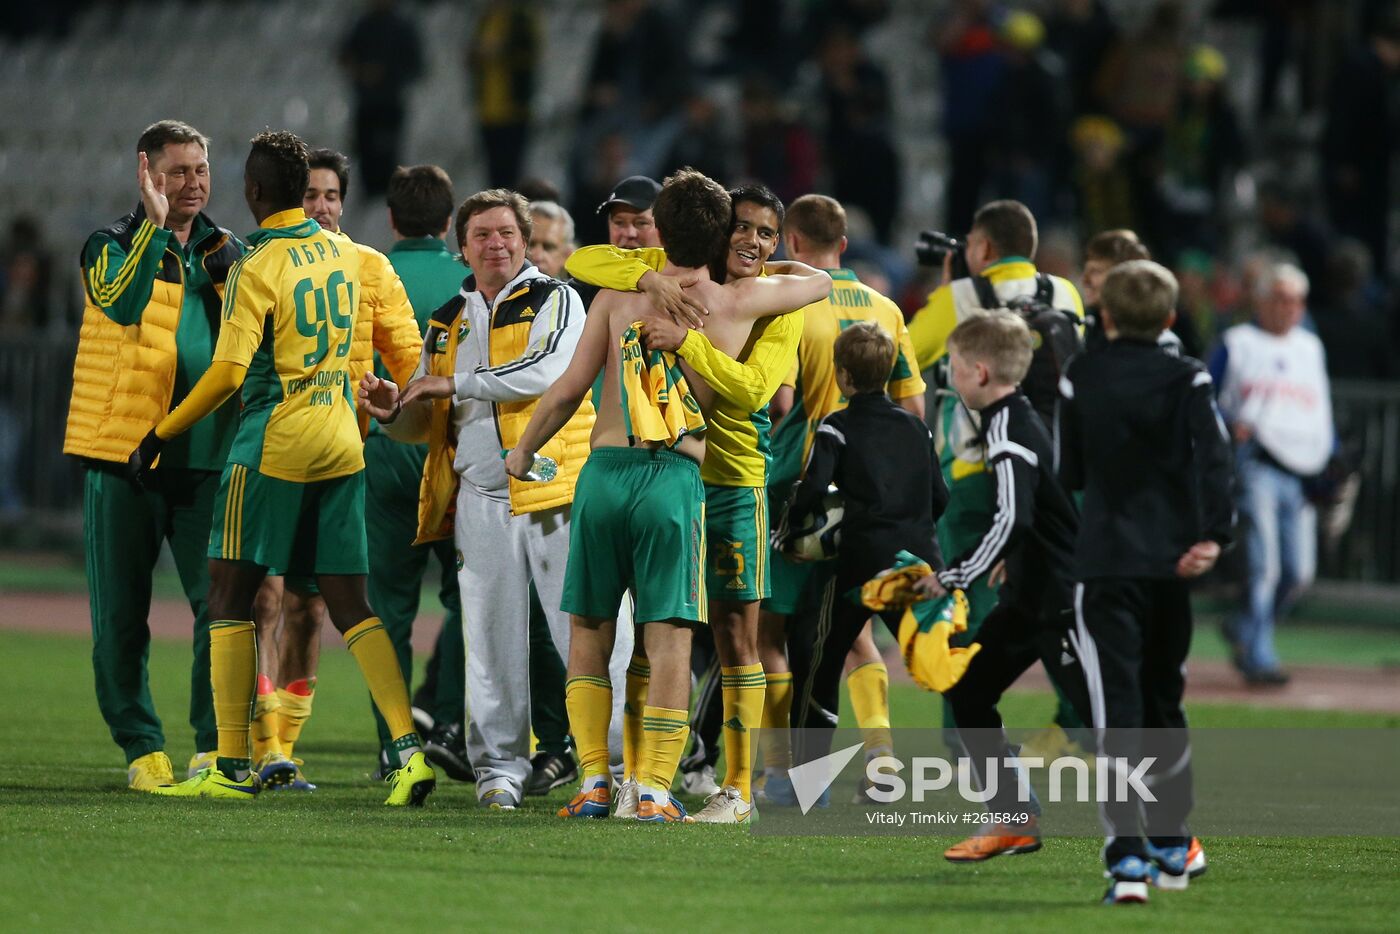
(1, 629, 1396, 933)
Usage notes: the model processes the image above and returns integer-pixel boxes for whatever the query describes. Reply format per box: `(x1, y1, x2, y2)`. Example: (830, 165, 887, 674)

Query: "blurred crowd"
(922, 0, 1398, 381)
(2, 0, 1397, 383)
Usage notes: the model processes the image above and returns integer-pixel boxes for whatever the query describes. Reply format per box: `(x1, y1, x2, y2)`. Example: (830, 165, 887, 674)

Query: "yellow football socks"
(276, 680, 314, 760)
(848, 662, 893, 757)
(761, 671, 794, 771)
(565, 675, 613, 781)
(720, 664, 765, 798)
(251, 674, 282, 762)
(640, 705, 690, 793)
(209, 620, 257, 777)
(344, 618, 417, 754)
(623, 655, 650, 781)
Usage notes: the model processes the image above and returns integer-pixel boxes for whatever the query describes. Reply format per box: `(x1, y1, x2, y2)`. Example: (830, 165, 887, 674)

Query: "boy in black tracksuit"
(912, 311, 1092, 863)
(779, 322, 948, 768)
(1057, 259, 1234, 904)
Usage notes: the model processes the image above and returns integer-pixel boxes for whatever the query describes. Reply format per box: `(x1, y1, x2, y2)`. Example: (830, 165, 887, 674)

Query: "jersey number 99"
(293, 271, 355, 367)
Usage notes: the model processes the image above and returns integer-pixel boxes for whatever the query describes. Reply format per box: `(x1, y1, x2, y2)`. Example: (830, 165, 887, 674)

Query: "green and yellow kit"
(565, 244, 803, 603)
(206, 209, 368, 575)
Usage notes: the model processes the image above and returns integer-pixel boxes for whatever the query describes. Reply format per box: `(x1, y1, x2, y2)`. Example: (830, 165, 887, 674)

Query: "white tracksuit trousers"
(454, 486, 632, 798)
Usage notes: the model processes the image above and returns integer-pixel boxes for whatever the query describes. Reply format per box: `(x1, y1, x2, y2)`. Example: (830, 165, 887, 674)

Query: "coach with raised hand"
(64, 120, 244, 792)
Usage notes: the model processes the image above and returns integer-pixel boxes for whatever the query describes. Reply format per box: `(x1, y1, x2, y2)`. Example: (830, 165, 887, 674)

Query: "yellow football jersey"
(686, 311, 802, 488)
(213, 208, 365, 482)
(785, 268, 926, 464)
(619, 321, 707, 446)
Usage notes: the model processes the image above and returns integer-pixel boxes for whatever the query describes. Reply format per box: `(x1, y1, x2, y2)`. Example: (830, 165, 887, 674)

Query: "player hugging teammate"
(508, 169, 828, 822)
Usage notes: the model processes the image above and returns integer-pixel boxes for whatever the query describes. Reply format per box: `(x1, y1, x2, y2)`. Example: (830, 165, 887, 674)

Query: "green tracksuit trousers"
(363, 434, 464, 755)
(83, 465, 218, 763)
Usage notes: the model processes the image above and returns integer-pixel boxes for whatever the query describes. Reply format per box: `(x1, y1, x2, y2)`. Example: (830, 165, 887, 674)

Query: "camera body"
(916, 230, 964, 266)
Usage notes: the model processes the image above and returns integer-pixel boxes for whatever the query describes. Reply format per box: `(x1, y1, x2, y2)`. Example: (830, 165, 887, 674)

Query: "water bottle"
(524, 453, 558, 482)
(501, 449, 557, 482)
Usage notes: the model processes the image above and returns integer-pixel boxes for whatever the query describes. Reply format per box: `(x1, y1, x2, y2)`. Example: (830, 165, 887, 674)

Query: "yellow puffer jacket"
(413, 276, 594, 543)
(348, 240, 423, 438)
(64, 211, 240, 463)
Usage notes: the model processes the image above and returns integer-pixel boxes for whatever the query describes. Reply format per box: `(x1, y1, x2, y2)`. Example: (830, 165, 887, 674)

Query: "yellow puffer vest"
(63, 210, 240, 463)
(414, 276, 595, 544)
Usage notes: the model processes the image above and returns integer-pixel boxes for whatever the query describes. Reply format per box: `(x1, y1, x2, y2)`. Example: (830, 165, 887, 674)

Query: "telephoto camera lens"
(916, 230, 964, 266)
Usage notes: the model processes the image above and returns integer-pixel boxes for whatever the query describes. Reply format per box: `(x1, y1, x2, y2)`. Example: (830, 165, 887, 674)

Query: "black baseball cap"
(597, 176, 661, 215)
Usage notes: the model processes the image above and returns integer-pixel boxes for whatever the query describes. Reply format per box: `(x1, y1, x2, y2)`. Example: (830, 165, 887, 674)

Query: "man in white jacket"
(363, 189, 632, 807)
(1209, 263, 1333, 685)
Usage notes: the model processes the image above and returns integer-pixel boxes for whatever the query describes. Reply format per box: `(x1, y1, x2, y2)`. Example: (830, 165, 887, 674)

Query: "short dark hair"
(138, 120, 209, 158)
(833, 321, 895, 393)
(729, 183, 785, 232)
(654, 168, 732, 268)
(786, 194, 846, 248)
(455, 189, 533, 250)
(247, 130, 310, 209)
(1101, 260, 1179, 340)
(973, 200, 1038, 260)
(388, 165, 455, 238)
(308, 148, 351, 202)
(1085, 228, 1151, 264)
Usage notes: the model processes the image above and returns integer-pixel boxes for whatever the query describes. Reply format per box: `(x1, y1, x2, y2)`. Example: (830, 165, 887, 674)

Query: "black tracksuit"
(1057, 338, 1235, 862)
(781, 392, 947, 758)
(934, 391, 1091, 822)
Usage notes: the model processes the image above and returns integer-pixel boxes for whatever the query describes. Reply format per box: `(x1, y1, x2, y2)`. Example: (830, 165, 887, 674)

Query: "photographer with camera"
(907, 199, 1085, 757)
(910, 199, 1084, 382)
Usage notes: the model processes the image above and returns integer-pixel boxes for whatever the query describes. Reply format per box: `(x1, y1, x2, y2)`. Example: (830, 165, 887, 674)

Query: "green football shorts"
(703, 484, 770, 602)
(561, 447, 707, 625)
(208, 463, 368, 577)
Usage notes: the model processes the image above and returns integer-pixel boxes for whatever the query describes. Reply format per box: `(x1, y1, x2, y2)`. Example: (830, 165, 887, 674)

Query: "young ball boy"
(913, 311, 1089, 863)
(1057, 259, 1234, 903)
(779, 322, 947, 775)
